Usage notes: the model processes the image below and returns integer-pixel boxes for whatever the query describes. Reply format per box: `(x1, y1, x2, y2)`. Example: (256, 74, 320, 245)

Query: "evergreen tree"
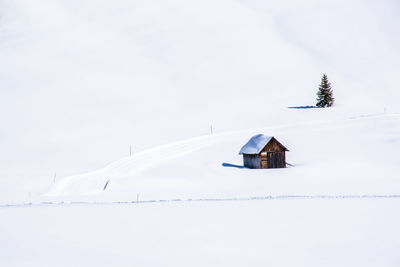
(316, 73, 334, 107)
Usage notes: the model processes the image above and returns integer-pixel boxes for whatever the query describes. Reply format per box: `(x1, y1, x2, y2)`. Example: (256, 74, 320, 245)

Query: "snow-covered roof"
(239, 134, 274, 155)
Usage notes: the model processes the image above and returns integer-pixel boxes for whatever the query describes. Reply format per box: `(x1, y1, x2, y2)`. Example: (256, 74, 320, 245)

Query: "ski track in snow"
(45, 133, 226, 196)
(2, 194, 400, 208)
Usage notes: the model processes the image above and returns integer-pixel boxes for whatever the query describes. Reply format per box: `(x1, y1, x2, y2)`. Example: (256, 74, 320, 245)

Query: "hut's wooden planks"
(242, 137, 288, 169)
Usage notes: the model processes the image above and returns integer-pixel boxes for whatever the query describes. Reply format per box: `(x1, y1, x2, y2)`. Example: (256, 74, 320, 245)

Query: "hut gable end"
(261, 137, 288, 153)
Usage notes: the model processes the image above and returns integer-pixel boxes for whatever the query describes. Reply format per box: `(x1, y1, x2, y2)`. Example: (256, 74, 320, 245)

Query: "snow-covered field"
(2, 109, 400, 266)
(1, 0, 400, 266)
(45, 110, 400, 202)
(2, 199, 400, 267)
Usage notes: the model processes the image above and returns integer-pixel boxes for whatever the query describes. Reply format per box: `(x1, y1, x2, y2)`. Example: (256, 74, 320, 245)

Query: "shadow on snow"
(287, 106, 317, 109)
(222, 163, 247, 169)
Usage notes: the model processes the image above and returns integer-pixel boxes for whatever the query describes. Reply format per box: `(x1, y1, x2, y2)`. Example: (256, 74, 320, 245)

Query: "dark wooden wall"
(260, 152, 285, 168)
(243, 154, 261, 169)
(260, 138, 286, 168)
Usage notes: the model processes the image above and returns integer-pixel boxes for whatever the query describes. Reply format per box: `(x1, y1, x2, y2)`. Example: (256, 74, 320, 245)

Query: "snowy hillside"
(1, 0, 400, 188)
(1, 0, 400, 266)
(44, 108, 400, 202)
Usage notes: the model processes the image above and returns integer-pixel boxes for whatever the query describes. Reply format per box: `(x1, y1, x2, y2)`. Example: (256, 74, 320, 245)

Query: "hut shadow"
(222, 163, 247, 169)
(288, 106, 317, 109)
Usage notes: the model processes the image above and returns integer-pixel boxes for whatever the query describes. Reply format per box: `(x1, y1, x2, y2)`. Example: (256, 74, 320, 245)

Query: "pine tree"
(316, 73, 334, 108)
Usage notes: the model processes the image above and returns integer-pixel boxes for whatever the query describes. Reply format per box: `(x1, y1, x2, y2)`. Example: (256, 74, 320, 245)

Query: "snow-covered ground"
(1, 109, 399, 266)
(43, 110, 400, 202)
(1, 0, 400, 266)
(2, 199, 400, 267)
(1, 0, 399, 189)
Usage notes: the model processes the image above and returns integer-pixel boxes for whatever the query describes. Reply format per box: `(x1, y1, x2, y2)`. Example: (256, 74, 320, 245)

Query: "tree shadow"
(288, 106, 317, 109)
(221, 163, 247, 169)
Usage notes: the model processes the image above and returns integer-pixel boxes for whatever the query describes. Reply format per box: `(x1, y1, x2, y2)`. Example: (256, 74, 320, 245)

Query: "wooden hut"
(239, 134, 289, 169)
